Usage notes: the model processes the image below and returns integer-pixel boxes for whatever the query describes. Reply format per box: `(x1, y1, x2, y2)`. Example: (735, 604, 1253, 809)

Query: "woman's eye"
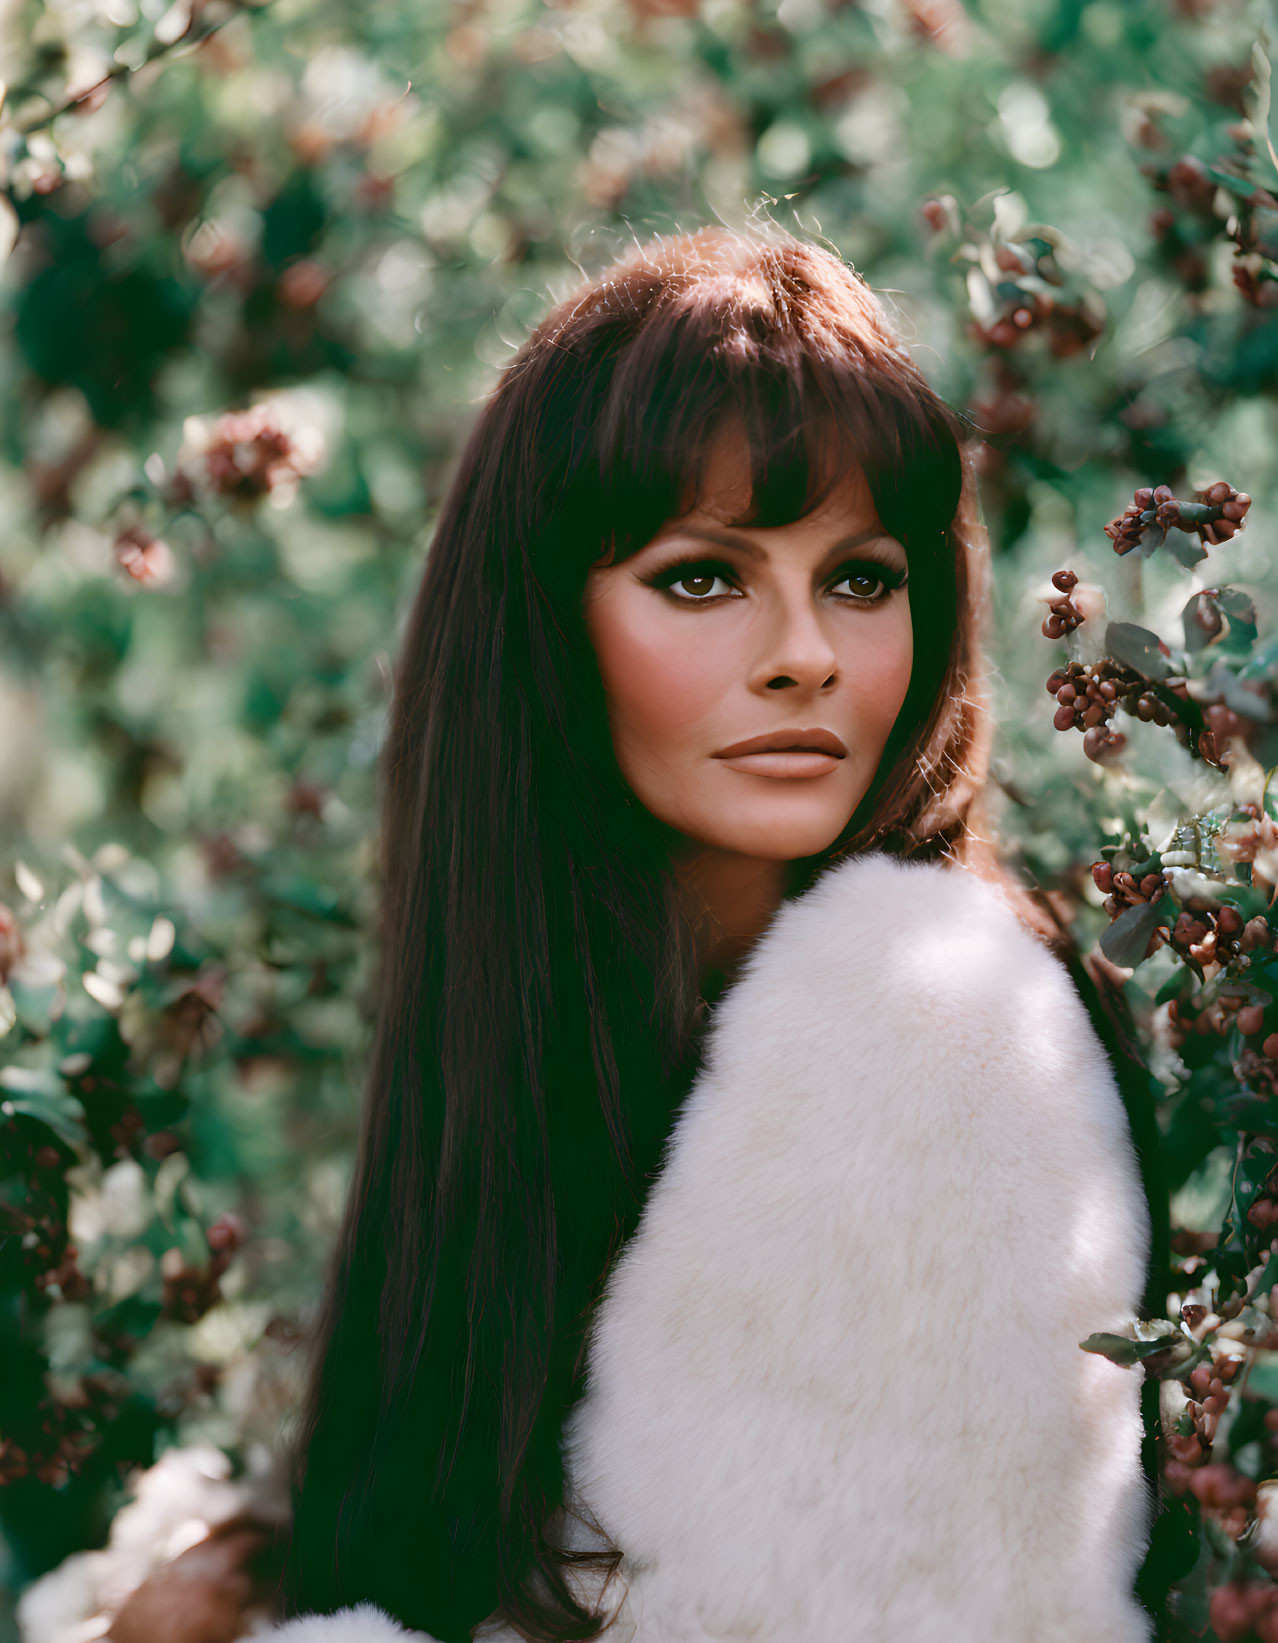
(644, 558, 903, 605)
(829, 565, 903, 604)
(647, 562, 739, 603)
(831, 568, 880, 601)
(671, 570, 733, 600)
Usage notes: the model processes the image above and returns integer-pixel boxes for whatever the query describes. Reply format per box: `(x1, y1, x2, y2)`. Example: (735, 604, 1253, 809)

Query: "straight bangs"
(556, 256, 967, 574)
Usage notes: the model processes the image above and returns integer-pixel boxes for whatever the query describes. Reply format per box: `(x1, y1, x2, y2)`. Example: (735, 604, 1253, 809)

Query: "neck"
(673, 847, 792, 1004)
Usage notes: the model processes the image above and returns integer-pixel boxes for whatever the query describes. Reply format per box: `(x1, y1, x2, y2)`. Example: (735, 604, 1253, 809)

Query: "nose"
(748, 592, 839, 695)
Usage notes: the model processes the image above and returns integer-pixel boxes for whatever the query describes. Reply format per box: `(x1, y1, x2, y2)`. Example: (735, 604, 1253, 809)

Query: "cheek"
(839, 609, 914, 732)
(587, 601, 731, 764)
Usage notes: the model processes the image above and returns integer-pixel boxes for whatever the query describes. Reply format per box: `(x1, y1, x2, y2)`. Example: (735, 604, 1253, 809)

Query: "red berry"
(1210, 1582, 1259, 1642)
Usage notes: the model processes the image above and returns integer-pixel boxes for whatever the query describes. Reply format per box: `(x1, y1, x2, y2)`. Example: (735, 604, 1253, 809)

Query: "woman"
(111, 224, 1165, 1643)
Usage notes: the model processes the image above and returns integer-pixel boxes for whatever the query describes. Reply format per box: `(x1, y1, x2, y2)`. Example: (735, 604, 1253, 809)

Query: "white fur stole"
(181, 852, 1159, 1641)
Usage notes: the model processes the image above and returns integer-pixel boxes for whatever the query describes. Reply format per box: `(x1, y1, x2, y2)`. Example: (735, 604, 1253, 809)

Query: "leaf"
(1106, 621, 1172, 681)
(1216, 587, 1259, 654)
(1241, 1148, 1276, 1190)
(992, 189, 1028, 240)
(0, 1067, 88, 1147)
(1205, 167, 1273, 203)
(1182, 592, 1223, 654)
(1241, 633, 1278, 681)
(1221, 1093, 1278, 1137)
(1253, 41, 1278, 186)
(1155, 966, 1196, 1006)
(259, 873, 356, 924)
(1199, 659, 1270, 720)
(1079, 1331, 1179, 1366)
(1254, 1244, 1278, 1296)
(1099, 897, 1171, 969)
(1164, 532, 1209, 570)
(1218, 588, 1258, 624)
(1247, 1351, 1278, 1402)
(966, 266, 997, 326)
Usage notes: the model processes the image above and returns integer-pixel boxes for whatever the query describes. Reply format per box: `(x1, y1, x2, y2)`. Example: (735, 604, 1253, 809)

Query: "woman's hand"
(106, 1516, 282, 1643)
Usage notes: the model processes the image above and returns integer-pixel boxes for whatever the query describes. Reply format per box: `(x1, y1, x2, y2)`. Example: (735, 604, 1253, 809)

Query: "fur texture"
(245, 1604, 435, 1641)
(253, 850, 1157, 1642)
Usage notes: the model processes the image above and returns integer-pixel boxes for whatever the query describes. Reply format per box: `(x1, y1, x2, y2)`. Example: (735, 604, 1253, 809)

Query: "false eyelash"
(640, 556, 908, 603)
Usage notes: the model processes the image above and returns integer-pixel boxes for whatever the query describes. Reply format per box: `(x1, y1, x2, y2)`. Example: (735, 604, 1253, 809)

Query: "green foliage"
(4, 0, 1278, 1637)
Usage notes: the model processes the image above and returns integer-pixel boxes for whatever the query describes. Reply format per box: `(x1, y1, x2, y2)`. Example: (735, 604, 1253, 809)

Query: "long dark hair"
(277, 224, 1023, 1642)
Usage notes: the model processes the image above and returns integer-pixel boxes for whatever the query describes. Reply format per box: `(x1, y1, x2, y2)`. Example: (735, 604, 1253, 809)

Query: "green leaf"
(1222, 1093, 1278, 1138)
(1183, 592, 1223, 653)
(1218, 588, 1259, 625)
(1079, 1331, 1178, 1366)
(1099, 897, 1170, 969)
(1252, 41, 1278, 185)
(0, 1067, 88, 1147)
(1155, 967, 1196, 1006)
(1165, 532, 1209, 570)
(1240, 1148, 1275, 1190)
(1217, 585, 1259, 653)
(1106, 621, 1172, 681)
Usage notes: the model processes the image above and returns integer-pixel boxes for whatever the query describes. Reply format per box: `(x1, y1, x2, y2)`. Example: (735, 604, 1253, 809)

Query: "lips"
(713, 728, 848, 759)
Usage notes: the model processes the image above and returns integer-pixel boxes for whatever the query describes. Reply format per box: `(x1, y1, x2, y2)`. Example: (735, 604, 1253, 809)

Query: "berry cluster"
(1105, 482, 1251, 556)
(1220, 806, 1278, 869)
(963, 240, 1106, 359)
(965, 359, 1036, 440)
(1250, 1197, 1278, 1232)
(1237, 1045, 1278, 1099)
(0, 1380, 125, 1488)
(1090, 859, 1163, 914)
(1198, 700, 1257, 767)
(1170, 905, 1276, 972)
(0, 899, 25, 983)
(1210, 1581, 1278, 1643)
(1090, 860, 1170, 961)
(160, 1214, 247, 1327)
(1040, 568, 1085, 639)
(1165, 1354, 1247, 1497)
(1145, 155, 1223, 295)
(113, 524, 175, 589)
(173, 401, 325, 507)
(1046, 659, 1182, 765)
(1090, 855, 1278, 979)
(3, 1127, 87, 1301)
(1141, 127, 1278, 314)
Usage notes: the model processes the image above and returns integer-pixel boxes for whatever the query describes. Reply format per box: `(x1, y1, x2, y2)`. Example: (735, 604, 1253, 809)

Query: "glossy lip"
(712, 728, 848, 759)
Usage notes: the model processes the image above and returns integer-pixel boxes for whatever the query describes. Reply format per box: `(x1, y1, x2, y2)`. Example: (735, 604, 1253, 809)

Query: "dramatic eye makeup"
(638, 549, 909, 607)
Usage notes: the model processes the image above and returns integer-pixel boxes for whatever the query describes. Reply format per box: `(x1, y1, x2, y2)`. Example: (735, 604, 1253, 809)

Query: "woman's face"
(582, 428, 915, 862)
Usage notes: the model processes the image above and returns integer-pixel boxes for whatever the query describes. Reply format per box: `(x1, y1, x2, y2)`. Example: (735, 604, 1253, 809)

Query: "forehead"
(677, 419, 879, 533)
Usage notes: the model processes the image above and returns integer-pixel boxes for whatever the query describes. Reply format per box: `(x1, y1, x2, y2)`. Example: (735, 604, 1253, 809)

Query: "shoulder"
(640, 848, 1145, 1250)
(700, 848, 1089, 1089)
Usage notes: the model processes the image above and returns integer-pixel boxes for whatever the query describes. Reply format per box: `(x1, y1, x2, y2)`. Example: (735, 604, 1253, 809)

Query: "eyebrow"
(656, 525, 900, 561)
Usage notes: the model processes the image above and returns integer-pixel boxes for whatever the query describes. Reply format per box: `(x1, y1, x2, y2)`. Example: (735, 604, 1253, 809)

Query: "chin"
(674, 805, 857, 862)
(706, 828, 848, 861)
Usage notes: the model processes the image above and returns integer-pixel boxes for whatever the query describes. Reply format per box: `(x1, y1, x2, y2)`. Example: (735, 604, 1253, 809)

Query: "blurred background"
(3, 0, 1278, 1636)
